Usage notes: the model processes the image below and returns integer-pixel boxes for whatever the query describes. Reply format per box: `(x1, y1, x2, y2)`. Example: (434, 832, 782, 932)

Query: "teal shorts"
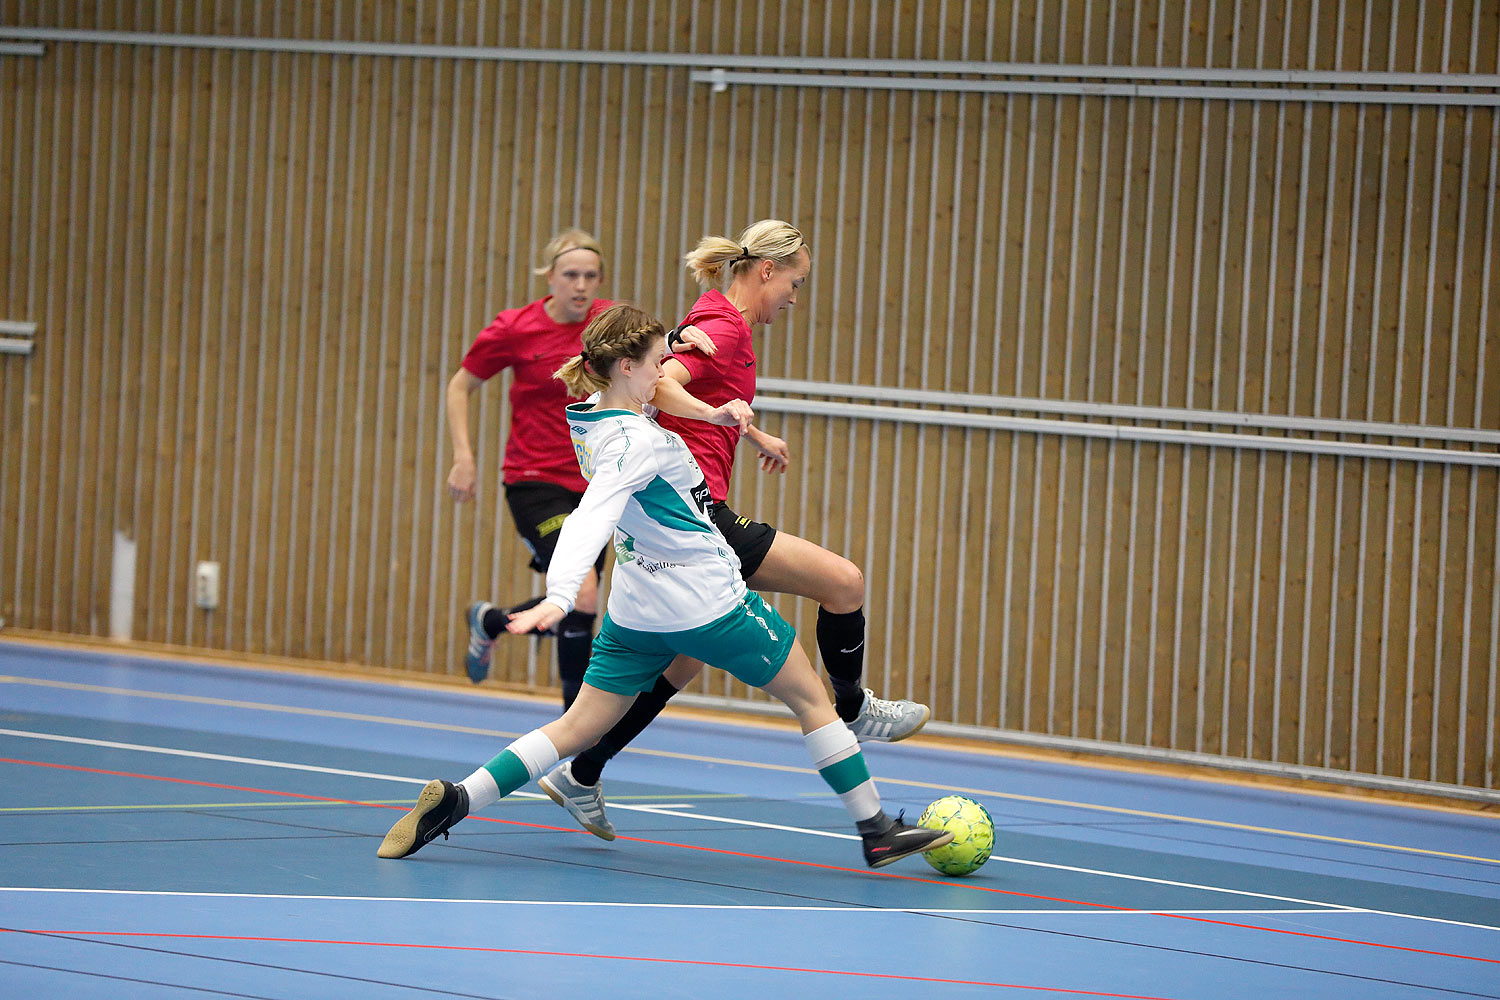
(585, 592, 796, 696)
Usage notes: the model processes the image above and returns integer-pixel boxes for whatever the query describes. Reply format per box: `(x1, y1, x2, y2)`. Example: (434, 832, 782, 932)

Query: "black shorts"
(709, 501, 778, 580)
(504, 481, 608, 577)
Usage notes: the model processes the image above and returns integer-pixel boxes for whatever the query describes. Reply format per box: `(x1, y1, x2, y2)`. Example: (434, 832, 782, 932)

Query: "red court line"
(0, 928, 1187, 998)
(5, 754, 1495, 966)
(0, 757, 580, 834)
(612, 834, 1500, 965)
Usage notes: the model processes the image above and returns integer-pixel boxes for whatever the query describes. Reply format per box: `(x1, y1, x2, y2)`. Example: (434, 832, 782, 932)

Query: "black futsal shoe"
(861, 812, 954, 869)
(377, 779, 470, 859)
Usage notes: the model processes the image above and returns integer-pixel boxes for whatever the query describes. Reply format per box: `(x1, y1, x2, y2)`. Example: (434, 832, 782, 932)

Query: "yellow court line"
(0, 675, 529, 741)
(3, 673, 1496, 865)
(0, 800, 417, 813)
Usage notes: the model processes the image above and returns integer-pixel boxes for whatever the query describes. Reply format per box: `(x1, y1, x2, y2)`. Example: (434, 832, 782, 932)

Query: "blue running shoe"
(465, 601, 497, 683)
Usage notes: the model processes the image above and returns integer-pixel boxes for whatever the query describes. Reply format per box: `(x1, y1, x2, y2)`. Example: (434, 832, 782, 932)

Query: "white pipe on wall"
(109, 531, 136, 641)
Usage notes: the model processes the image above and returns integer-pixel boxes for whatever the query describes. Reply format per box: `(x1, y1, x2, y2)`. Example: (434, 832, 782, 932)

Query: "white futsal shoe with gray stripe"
(848, 689, 930, 743)
(539, 761, 617, 841)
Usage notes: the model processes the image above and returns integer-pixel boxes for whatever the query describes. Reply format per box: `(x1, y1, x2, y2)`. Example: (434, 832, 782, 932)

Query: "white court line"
(0, 887, 1364, 917)
(0, 728, 434, 785)
(2, 727, 1497, 933)
(0, 727, 683, 813)
(627, 803, 856, 840)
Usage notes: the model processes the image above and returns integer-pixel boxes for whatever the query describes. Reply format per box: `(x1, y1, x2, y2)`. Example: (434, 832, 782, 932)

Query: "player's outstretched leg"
(746, 596, 953, 868)
(798, 719, 951, 867)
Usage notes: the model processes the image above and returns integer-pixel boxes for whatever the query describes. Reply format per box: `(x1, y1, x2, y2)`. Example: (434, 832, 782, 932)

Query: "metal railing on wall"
(758, 378, 1500, 446)
(3, 26, 1499, 106)
(754, 379, 1500, 467)
(692, 69, 1500, 105)
(751, 395, 1500, 467)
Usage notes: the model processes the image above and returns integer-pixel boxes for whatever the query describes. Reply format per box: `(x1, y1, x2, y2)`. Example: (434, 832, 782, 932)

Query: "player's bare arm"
(445, 366, 485, 502)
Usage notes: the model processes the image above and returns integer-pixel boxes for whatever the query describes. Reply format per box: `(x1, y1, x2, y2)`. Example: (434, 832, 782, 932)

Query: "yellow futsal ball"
(917, 795, 995, 876)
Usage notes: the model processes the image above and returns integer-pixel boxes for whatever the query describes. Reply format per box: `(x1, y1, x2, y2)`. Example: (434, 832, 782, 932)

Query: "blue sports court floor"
(0, 637, 1496, 998)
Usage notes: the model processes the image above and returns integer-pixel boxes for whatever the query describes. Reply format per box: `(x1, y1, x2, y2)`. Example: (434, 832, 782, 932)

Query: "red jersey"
(461, 296, 614, 491)
(656, 289, 757, 502)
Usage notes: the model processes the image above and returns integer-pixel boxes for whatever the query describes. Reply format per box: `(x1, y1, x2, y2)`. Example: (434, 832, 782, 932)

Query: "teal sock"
(481, 749, 532, 796)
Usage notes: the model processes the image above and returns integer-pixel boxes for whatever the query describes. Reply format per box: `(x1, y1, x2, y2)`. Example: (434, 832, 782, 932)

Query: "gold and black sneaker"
(377, 779, 470, 859)
(861, 811, 953, 869)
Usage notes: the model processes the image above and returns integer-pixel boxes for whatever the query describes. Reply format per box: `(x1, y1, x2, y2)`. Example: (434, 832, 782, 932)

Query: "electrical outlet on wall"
(195, 562, 220, 610)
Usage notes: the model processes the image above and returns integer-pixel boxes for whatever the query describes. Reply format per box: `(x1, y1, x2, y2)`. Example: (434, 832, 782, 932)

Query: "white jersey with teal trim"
(543, 398, 746, 632)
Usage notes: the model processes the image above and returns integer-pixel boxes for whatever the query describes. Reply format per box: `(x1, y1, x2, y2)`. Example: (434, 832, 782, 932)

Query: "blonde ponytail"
(683, 219, 808, 287)
(555, 355, 608, 398)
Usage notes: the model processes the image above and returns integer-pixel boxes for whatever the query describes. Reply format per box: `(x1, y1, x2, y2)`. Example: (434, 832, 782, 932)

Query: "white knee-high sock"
(804, 720, 881, 823)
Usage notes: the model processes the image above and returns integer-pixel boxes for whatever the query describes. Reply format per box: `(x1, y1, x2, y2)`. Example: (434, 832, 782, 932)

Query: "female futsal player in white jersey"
(376, 304, 952, 869)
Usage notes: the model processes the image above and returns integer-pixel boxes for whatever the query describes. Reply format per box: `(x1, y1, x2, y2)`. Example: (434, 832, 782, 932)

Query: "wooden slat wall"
(1, 0, 1495, 789)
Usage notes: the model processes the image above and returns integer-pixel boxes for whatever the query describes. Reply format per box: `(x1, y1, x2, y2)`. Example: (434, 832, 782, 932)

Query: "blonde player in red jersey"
(445, 229, 714, 708)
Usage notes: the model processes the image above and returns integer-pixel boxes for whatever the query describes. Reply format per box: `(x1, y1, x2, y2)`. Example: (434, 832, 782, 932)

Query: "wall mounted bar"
(2, 26, 1497, 93)
(0, 320, 37, 356)
(690, 70, 1500, 106)
(751, 395, 1500, 467)
(757, 378, 1500, 447)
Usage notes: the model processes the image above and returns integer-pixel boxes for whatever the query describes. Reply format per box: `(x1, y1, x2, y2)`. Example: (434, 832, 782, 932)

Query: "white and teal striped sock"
(460, 729, 559, 811)
(804, 720, 881, 823)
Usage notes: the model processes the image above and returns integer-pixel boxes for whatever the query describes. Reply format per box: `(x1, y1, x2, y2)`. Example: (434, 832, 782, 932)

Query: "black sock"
(570, 675, 680, 786)
(488, 597, 550, 638)
(856, 810, 894, 837)
(817, 606, 868, 722)
(481, 606, 508, 638)
(556, 610, 595, 710)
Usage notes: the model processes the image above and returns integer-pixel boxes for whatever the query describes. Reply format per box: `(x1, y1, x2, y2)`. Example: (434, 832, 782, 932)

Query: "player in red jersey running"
(536, 221, 932, 838)
(445, 229, 715, 708)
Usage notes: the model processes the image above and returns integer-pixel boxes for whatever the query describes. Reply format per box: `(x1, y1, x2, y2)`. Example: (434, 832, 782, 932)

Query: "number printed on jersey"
(572, 437, 595, 479)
